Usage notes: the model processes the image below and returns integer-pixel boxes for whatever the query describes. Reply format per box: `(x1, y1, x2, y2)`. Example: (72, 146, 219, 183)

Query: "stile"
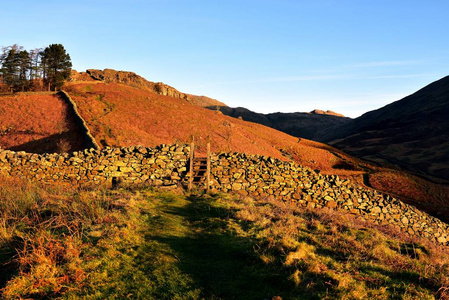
(188, 135, 194, 191)
(188, 135, 211, 193)
(206, 135, 211, 193)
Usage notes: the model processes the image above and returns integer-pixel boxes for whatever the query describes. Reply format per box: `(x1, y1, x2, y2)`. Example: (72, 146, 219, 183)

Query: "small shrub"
(56, 138, 71, 153)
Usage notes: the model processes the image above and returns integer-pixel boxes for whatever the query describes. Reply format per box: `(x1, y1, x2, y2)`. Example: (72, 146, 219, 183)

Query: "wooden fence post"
(206, 135, 211, 193)
(188, 135, 195, 191)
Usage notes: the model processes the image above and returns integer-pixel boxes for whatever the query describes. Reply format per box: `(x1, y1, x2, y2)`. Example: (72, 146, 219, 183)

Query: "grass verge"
(1, 177, 449, 299)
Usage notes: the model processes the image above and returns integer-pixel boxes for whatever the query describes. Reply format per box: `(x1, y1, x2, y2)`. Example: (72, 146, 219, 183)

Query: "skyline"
(2, 0, 449, 117)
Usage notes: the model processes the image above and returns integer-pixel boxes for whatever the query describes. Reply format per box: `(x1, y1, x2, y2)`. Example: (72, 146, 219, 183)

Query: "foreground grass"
(1, 177, 449, 299)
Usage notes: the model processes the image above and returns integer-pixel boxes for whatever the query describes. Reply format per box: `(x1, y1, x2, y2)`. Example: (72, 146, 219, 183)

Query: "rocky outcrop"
(81, 69, 226, 107)
(310, 109, 345, 117)
(0, 144, 448, 246)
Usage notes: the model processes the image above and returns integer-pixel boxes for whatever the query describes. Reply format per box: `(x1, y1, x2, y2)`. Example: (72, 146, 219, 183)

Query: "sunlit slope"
(63, 81, 449, 223)
(65, 82, 358, 171)
(2, 82, 446, 224)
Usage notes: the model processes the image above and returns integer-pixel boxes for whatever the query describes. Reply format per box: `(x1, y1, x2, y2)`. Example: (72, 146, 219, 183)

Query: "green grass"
(1, 178, 449, 299)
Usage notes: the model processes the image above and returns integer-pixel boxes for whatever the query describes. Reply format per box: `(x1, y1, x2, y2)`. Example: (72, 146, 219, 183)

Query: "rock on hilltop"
(71, 68, 226, 108)
(310, 109, 345, 117)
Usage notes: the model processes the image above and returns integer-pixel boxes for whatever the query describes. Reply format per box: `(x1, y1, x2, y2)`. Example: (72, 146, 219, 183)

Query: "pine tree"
(17, 50, 31, 91)
(1, 45, 22, 92)
(41, 44, 72, 91)
(0, 43, 72, 92)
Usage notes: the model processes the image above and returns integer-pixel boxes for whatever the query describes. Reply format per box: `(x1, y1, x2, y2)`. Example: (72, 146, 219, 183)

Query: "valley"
(0, 69, 449, 299)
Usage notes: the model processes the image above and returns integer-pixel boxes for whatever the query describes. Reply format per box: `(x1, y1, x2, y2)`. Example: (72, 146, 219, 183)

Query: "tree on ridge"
(41, 44, 72, 91)
(0, 43, 72, 92)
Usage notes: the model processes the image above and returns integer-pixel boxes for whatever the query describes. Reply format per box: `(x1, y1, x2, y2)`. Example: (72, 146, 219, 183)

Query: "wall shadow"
(8, 131, 85, 154)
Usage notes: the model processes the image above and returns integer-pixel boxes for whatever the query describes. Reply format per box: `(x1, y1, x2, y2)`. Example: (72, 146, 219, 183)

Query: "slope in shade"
(209, 106, 351, 140)
(0, 93, 85, 153)
(317, 75, 449, 184)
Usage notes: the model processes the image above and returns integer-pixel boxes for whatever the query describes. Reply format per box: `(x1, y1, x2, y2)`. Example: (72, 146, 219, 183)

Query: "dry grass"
(220, 194, 449, 299)
(0, 176, 105, 298)
(0, 177, 202, 299)
(1, 176, 449, 299)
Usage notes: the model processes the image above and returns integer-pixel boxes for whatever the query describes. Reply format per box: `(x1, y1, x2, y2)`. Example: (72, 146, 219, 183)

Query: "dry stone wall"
(209, 152, 449, 246)
(0, 144, 448, 246)
(57, 91, 100, 150)
(0, 145, 188, 188)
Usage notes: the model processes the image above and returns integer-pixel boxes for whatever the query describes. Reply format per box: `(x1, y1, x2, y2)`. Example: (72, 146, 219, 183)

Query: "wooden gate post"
(206, 136, 211, 193)
(188, 135, 195, 191)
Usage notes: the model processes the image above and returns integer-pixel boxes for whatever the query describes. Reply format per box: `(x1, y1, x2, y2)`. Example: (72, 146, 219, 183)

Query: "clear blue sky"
(2, 0, 449, 117)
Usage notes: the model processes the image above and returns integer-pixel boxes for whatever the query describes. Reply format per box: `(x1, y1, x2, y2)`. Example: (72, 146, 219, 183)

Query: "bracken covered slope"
(63, 80, 449, 223)
(71, 68, 226, 108)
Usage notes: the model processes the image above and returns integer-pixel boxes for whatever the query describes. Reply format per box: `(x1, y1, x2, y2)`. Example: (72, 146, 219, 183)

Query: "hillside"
(209, 106, 351, 140)
(1, 72, 448, 224)
(0, 93, 85, 153)
(63, 81, 359, 171)
(2, 72, 449, 299)
(1, 179, 449, 299)
(71, 68, 226, 108)
(62, 80, 448, 222)
(317, 75, 449, 184)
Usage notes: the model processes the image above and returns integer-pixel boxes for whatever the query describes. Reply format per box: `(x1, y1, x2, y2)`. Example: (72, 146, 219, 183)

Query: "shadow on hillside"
(0, 246, 18, 291)
(8, 131, 85, 154)
(151, 194, 288, 300)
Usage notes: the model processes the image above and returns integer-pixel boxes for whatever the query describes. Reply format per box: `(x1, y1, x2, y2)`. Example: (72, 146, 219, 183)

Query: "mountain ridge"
(208, 106, 351, 140)
(316, 75, 449, 184)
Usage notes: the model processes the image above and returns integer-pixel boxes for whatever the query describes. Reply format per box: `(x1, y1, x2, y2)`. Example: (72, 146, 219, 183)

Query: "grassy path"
(64, 190, 284, 299)
(143, 192, 284, 299)
(3, 184, 448, 299)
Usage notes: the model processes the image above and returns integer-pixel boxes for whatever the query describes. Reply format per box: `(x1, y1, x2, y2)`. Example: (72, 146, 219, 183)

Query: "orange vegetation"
(370, 171, 449, 221)
(65, 82, 361, 174)
(0, 81, 447, 224)
(0, 93, 85, 153)
(63, 81, 449, 222)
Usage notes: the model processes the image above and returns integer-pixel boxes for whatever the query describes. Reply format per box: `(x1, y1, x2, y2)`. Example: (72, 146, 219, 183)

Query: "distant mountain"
(317, 75, 449, 183)
(310, 109, 345, 117)
(208, 106, 351, 140)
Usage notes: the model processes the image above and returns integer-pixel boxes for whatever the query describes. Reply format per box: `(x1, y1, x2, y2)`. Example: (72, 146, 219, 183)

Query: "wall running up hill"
(0, 144, 448, 246)
(57, 91, 100, 150)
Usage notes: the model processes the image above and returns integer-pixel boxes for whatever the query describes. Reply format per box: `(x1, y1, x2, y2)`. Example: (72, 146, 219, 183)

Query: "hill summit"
(310, 109, 345, 117)
(71, 68, 226, 108)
